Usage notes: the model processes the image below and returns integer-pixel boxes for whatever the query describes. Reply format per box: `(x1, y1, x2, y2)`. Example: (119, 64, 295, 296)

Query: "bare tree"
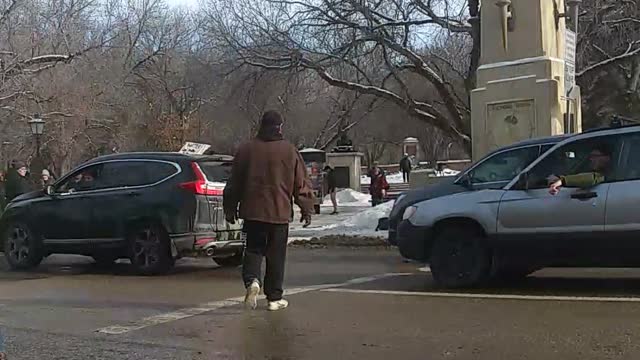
(576, 0, 640, 126)
(204, 0, 480, 154)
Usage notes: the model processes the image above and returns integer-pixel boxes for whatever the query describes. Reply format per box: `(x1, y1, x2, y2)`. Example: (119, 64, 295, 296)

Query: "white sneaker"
(267, 299, 289, 311)
(244, 280, 260, 310)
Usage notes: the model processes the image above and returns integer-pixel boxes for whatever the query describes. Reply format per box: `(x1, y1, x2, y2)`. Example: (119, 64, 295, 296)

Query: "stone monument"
(470, 0, 581, 161)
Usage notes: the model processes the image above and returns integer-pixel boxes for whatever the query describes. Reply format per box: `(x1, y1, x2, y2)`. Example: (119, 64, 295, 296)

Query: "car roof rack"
(610, 114, 640, 127)
(581, 115, 640, 134)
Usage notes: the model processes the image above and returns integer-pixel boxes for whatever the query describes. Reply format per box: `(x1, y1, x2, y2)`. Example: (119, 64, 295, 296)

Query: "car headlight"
(402, 206, 417, 221)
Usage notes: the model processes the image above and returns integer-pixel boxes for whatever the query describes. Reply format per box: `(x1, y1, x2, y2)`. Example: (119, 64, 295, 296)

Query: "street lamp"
(28, 114, 45, 156)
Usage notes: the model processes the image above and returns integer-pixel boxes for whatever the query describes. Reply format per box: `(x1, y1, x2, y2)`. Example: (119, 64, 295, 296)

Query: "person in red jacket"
(369, 166, 390, 207)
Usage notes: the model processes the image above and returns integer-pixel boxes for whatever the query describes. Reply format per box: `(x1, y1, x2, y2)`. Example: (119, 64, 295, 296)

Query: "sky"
(166, 0, 199, 9)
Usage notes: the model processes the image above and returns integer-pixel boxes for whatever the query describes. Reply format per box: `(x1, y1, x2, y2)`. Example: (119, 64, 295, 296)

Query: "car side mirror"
(459, 172, 473, 188)
(46, 185, 55, 196)
(515, 172, 530, 190)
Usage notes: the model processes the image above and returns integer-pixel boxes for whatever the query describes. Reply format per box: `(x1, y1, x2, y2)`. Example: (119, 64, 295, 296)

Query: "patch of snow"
(436, 168, 460, 177)
(323, 189, 371, 207)
(318, 201, 393, 236)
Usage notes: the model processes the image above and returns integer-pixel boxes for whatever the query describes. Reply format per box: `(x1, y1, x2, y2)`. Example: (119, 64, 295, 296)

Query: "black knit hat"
(260, 110, 284, 128)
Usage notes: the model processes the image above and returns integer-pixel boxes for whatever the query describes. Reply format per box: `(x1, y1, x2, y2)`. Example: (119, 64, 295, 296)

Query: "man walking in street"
(224, 110, 315, 312)
(400, 153, 412, 183)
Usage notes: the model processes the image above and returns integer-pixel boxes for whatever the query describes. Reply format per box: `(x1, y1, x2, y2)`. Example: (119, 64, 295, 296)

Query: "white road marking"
(96, 272, 411, 335)
(322, 288, 640, 303)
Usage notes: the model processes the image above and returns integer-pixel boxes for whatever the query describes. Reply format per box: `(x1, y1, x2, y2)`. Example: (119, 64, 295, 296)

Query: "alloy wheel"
(7, 225, 30, 264)
(132, 228, 160, 268)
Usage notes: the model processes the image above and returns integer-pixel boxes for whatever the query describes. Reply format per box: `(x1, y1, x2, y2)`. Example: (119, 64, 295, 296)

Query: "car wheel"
(430, 226, 491, 288)
(128, 223, 174, 275)
(213, 252, 243, 267)
(3, 222, 44, 270)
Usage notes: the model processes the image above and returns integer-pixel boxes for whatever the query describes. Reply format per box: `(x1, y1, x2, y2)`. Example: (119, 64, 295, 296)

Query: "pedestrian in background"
(400, 153, 412, 183)
(224, 110, 315, 312)
(6, 161, 30, 201)
(324, 165, 338, 215)
(369, 165, 389, 207)
(41, 169, 54, 188)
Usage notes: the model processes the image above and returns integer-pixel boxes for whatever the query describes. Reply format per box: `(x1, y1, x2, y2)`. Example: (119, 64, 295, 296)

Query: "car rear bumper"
(396, 220, 432, 262)
(171, 230, 245, 258)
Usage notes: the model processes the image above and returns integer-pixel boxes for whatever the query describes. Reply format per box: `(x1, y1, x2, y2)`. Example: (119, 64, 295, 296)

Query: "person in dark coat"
(5, 161, 30, 201)
(369, 166, 390, 207)
(224, 110, 315, 312)
(400, 153, 412, 183)
(324, 165, 338, 215)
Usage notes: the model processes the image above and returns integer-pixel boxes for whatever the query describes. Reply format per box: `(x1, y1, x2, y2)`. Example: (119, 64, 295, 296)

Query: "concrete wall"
(327, 153, 363, 191)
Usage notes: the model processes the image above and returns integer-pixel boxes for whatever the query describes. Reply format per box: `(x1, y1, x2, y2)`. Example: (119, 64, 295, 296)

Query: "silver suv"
(398, 125, 640, 288)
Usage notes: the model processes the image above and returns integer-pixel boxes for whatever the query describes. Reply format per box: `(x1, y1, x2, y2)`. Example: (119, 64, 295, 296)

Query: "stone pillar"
(470, 0, 581, 161)
(326, 152, 363, 191)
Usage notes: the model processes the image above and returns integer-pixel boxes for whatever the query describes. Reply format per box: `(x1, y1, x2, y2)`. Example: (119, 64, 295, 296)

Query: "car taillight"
(179, 162, 224, 196)
(196, 237, 216, 246)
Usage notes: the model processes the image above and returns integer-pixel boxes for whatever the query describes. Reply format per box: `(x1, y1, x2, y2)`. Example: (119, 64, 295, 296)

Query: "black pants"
(372, 197, 384, 207)
(242, 220, 289, 301)
(403, 171, 411, 182)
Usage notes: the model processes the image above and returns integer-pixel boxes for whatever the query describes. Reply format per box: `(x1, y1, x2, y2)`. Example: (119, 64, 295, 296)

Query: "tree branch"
(578, 41, 640, 78)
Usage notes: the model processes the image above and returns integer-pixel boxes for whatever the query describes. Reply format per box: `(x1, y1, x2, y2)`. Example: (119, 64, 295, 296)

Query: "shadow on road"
(0, 254, 234, 279)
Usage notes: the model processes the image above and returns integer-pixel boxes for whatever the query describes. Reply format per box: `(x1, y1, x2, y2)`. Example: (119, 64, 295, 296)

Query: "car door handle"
(571, 191, 598, 200)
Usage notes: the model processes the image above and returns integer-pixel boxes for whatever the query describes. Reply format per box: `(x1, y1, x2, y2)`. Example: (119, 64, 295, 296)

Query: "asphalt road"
(3, 249, 640, 359)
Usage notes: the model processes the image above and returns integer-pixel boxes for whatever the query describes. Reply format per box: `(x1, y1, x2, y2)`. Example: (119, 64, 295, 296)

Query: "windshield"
(459, 146, 541, 185)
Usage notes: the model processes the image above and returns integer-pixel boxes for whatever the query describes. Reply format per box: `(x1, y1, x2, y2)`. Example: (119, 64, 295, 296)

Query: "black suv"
(0, 152, 244, 274)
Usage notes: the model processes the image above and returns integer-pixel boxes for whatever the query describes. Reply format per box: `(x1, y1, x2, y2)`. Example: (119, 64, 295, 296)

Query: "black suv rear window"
(199, 161, 232, 182)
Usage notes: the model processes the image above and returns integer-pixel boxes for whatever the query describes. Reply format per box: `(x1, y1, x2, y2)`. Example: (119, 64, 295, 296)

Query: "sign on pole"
(565, 29, 577, 98)
(179, 142, 211, 155)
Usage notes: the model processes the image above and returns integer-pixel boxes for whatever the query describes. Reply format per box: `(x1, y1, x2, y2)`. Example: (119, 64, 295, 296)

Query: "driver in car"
(549, 142, 612, 195)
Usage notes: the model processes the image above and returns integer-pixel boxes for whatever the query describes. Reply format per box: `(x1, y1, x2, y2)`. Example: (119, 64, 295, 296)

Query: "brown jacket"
(223, 135, 315, 224)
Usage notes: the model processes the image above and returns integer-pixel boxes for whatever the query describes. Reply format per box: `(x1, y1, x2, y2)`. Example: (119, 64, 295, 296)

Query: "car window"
(146, 162, 178, 183)
(99, 161, 177, 189)
(540, 144, 554, 155)
(526, 135, 622, 189)
(198, 161, 232, 182)
(470, 146, 539, 184)
(55, 161, 178, 193)
(617, 134, 640, 181)
(56, 164, 105, 193)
